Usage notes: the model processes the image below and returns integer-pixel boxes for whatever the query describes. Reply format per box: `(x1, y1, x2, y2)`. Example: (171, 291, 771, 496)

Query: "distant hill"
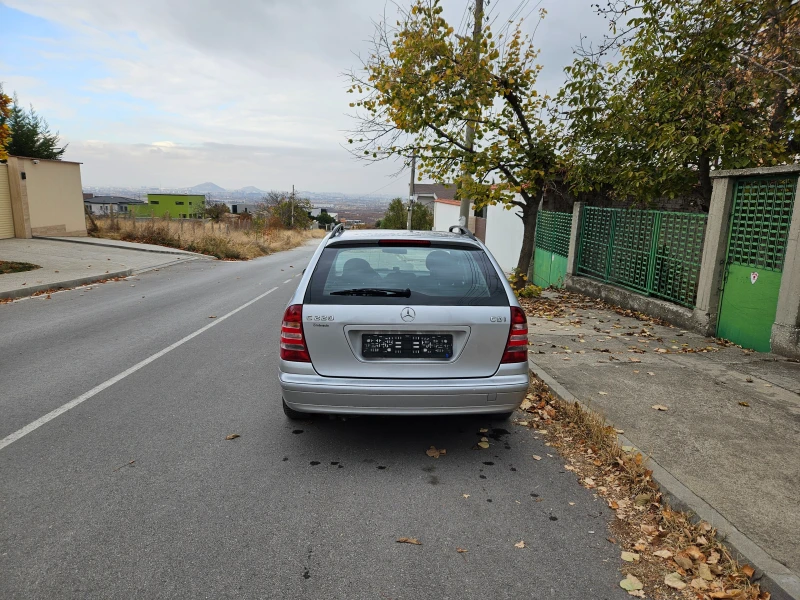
(190, 182, 226, 193)
(237, 186, 264, 194)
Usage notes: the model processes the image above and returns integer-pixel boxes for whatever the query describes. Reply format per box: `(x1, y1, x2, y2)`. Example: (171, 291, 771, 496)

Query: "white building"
(83, 196, 145, 215)
(432, 197, 524, 273)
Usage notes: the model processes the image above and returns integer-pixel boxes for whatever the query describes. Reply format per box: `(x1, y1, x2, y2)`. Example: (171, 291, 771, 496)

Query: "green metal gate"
(717, 176, 797, 352)
(576, 207, 707, 307)
(531, 210, 572, 288)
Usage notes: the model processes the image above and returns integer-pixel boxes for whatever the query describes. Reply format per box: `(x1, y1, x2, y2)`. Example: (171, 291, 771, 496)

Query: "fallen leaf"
(209, 315, 217, 319)
(426, 446, 446, 458)
(640, 524, 657, 535)
(568, 502, 575, 506)
(619, 574, 643, 592)
(514, 540, 526, 549)
(633, 542, 648, 552)
(745, 376, 754, 383)
(608, 500, 619, 510)
(463, 494, 470, 499)
(629, 357, 641, 363)
(647, 372, 655, 376)
(698, 562, 714, 580)
(664, 572, 687, 590)
(627, 591, 645, 598)
(675, 555, 693, 570)
(653, 549, 673, 559)
(621, 551, 640, 562)
(225, 434, 240, 440)
(532, 455, 542, 461)
(696, 535, 708, 545)
(456, 547, 468, 553)
(479, 428, 489, 433)
(598, 391, 608, 395)
(690, 577, 709, 590)
(477, 441, 490, 449)
(741, 564, 755, 579)
(738, 401, 750, 407)
(621, 445, 634, 452)
(651, 404, 669, 411)
(709, 591, 744, 599)
(685, 546, 705, 562)
(396, 537, 422, 545)
(707, 551, 720, 564)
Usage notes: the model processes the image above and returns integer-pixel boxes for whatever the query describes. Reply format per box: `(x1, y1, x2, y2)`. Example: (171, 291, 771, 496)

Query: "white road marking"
(0, 286, 280, 451)
(284, 279, 292, 283)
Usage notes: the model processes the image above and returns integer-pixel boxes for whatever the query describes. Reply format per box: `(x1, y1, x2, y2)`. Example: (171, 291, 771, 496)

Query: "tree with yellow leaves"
(346, 0, 561, 278)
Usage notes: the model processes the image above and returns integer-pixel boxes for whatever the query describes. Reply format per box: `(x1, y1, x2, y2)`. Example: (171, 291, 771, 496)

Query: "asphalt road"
(1, 241, 630, 599)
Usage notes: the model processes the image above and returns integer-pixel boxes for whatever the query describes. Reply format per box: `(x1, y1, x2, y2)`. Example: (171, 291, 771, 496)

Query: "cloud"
(3, 0, 610, 192)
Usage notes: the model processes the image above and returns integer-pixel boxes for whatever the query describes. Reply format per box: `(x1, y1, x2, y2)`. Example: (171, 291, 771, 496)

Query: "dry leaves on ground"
(514, 540, 526, 549)
(426, 446, 446, 458)
(526, 377, 769, 600)
(225, 434, 240, 440)
(396, 537, 422, 545)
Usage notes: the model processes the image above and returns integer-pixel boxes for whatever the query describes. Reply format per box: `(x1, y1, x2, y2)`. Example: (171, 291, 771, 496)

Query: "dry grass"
(89, 216, 325, 260)
(518, 378, 770, 600)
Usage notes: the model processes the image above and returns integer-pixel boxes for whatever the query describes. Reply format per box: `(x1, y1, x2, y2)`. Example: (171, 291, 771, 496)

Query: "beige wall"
(19, 157, 87, 237)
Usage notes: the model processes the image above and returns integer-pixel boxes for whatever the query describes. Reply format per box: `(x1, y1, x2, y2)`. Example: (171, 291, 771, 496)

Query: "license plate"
(362, 334, 453, 359)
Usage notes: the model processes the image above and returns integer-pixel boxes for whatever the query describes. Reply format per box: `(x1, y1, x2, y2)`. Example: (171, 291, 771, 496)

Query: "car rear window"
(305, 243, 509, 306)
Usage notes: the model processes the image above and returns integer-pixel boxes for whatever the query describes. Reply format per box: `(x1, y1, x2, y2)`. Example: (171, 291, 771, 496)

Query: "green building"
(131, 194, 205, 218)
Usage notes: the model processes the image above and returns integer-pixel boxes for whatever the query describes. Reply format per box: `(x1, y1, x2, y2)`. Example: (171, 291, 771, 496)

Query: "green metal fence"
(531, 210, 573, 288)
(576, 207, 707, 307)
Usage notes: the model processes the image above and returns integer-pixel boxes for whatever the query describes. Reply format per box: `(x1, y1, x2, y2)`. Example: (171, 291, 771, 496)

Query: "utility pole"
(407, 154, 416, 231)
(459, 0, 483, 227)
(291, 184, 294, 228)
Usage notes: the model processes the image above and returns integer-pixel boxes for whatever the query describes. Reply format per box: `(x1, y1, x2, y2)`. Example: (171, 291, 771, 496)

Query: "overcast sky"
(0, 0, 608, 194)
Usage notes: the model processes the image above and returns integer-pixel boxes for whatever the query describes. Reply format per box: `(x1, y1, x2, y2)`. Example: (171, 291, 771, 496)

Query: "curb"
(36, 236, 211, 259)
(0, 268, 134, 300)
(528, 357, 800, 600)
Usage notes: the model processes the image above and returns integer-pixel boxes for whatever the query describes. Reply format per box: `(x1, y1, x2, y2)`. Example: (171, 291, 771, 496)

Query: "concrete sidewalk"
(524, 290, 800, 599)
(0, 238, 208, 299)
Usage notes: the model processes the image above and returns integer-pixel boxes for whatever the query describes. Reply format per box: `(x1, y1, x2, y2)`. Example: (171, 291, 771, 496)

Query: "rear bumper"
(279, 361, 529, 416)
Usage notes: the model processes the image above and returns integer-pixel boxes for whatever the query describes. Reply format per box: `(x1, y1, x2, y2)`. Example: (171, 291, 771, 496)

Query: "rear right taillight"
(280, 304, 311, 362)
(501, 306, 529, 363)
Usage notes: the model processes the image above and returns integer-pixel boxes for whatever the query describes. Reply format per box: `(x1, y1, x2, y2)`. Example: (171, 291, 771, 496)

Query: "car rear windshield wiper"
(330, 287, 411, 297)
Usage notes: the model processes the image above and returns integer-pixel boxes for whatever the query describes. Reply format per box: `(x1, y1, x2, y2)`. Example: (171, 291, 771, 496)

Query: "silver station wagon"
(278, 225, 529, 418)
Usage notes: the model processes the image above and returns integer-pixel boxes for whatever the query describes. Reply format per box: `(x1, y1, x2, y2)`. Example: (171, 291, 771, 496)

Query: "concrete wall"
(432, 198, 524, 273)
(484, 200, 524, 273)
(433, 201, 460, 232)
(19, 157, 87, 237)
(770, 176, 800, 358)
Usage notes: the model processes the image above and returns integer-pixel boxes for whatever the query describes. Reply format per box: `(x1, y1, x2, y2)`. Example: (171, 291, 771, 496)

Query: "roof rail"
(329, 223, 345, 238)
(448, 225, 477, 240)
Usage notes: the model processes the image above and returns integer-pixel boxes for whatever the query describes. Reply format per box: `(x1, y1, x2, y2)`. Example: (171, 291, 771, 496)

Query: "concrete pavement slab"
(0, 238, 208, 299)
(524, 290, 800, 599)
(45, 235, 209, 257)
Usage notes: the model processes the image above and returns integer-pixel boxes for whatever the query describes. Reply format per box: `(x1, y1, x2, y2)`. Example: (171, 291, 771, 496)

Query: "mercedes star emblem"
(401, 307, 416, 322)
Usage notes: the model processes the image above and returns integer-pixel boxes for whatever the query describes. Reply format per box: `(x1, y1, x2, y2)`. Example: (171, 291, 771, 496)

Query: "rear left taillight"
(280, 304, 311, 362)
(501, 306, 529, 363)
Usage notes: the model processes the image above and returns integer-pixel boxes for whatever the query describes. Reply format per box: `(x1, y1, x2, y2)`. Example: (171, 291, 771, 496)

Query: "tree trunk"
(698, 153, 712, 213)
(514, 199, 538, 287)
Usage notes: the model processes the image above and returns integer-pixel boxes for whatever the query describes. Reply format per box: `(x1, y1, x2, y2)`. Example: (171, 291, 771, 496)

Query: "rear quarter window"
(305, 243, 509, 306)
